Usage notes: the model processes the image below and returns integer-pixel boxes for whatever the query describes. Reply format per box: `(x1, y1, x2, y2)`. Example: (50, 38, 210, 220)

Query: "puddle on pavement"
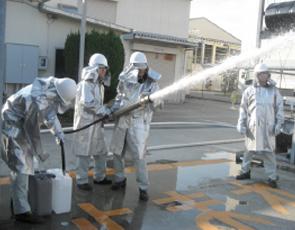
(208, 194, 249, 211)
(175, 161, 240, 192)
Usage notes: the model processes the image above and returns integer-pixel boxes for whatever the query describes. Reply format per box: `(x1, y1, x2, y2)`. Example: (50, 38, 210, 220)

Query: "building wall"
(187, 18, 242, 92)
(45, 0, 190, 39)
(78, 0, 117, 23)
(5, 1, 106, 79)
(116, 0, 190, 38)
(5, 0, 191, 103)
(125, 41, 187, 103)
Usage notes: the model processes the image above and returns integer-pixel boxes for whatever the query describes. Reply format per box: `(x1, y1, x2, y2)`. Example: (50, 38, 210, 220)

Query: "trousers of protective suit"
(11, 172, 31, 214)
(241, 151, 277, 180)
(112, 132, 149, 191)
(76, 154, 108, 184)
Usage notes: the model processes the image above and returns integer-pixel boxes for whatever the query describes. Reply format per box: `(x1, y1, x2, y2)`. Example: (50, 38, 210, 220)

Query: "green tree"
(64, 30, 125, 101)
(64, 32, 80, 79)
(220, 69, 239, 95)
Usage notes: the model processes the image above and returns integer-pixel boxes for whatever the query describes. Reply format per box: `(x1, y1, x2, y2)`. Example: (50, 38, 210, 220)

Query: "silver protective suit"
(237, 79, 284, 152)
(109, 66, 160, 190)
(1, 77, 68, 175)
(73, 66, 110, 157)
(110, 67, 160, 159)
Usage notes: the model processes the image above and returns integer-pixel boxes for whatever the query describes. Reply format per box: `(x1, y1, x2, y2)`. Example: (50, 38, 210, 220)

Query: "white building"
(187, 17, 241, 91)
(4, 0, 195, 102)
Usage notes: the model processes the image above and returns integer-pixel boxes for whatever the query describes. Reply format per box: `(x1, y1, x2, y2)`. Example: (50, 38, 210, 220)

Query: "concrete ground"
(1, 97, 295, 230)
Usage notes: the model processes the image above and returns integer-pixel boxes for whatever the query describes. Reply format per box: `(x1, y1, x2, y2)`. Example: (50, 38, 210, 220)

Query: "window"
(58, 4, 78, 14)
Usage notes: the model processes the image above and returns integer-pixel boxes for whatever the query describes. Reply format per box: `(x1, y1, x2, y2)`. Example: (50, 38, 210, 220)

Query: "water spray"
(150, 32, 295, 102)
(65, 32, 295, 135)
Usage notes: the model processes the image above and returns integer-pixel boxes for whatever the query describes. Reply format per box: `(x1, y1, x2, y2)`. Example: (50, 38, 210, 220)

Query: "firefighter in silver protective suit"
(1, 77, 77, 223)
(109, 51, 161, 201)
(73, 53, 112, 191)
(236, 63, 284, 188)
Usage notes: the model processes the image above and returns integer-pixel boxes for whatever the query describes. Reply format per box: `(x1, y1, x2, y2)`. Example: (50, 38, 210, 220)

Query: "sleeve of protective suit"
(37, 96, 64, 142)
(274, 88, 284, 135)
(79, 81, 109, 116)
(109, 81, 124, 113)
(237, 90, 248, 135)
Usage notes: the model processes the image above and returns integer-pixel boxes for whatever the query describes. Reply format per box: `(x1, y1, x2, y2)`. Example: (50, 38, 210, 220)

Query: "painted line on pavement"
(69, 158, 232, 178)
(0, 159, 233, 183)
(41, 121, 236, 133)
(78, 203, 132, 230)
(0, 177, 10, 185)
(147, 138, 244, 151)
(72, 218, 97, 230)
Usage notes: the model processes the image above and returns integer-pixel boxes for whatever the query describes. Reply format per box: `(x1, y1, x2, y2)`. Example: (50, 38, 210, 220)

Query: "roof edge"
(39, 4, 131, 33)
(189, 17, 241, 43)
(122, 31, 199, 48)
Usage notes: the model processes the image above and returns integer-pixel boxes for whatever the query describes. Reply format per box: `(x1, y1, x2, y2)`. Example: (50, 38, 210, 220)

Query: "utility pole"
(78, 0, 87, 81)
(0, 0, 7, 146)
(256, 0, 265, 48)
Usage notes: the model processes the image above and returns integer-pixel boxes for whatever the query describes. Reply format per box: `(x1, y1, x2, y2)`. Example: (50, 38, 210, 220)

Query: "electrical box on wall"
(5, 43, 38, 84)
(38, 56, 48, 70)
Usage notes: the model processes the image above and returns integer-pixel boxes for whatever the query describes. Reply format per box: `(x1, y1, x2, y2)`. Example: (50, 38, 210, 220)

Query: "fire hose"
(59, 95, 152, 174)
(63, 95, 152, 134)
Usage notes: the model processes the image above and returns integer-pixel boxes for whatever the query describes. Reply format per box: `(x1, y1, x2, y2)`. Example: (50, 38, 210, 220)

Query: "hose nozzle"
(112, 95, 152, 118)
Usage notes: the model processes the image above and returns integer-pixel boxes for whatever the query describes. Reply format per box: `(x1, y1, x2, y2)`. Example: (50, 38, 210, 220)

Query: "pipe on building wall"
(78, 0, 87, 81)
(256, 0, 265, 48)
(0, 0, 6, 149)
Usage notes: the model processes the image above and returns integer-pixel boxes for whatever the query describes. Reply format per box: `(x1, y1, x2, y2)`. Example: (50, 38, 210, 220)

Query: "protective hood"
(103, 73, 111, 87)
(31, 77, 73, 114)
(147, 68, 161, 81)
(119, 65, 161, 83)
(119, 65, 138, 84)
(81, 66, 99, 82)
(254, 78, 277, 87)
(31, 77, 59, 102)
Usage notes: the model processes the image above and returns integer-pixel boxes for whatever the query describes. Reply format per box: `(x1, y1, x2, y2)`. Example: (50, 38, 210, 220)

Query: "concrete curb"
(276, 155, 295, 173)
(41, 121, 236, 134)
(187, 91, 232, 104)
(148, 138, 244, 151)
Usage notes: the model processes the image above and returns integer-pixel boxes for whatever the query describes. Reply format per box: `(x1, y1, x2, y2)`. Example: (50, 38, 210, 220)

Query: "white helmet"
(54, 78, 77, 104)
(254, 63, 269, 74)
(130, 51, 148, 69)
(88, 53, 108, 68)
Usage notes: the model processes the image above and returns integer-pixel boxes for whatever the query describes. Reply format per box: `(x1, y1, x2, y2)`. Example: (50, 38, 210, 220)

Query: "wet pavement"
(1, 98, 295, 230)
(1, 152, 295, 230)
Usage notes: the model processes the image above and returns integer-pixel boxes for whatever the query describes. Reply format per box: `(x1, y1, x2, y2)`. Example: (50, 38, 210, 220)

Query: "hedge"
(64, 30, 124, 102)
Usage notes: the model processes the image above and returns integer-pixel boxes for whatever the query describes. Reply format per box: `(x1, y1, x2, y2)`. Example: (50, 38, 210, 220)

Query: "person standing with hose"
(109, 51, 161, 201)
(1, 77, 77, 223)
(73, 53, 112, 191)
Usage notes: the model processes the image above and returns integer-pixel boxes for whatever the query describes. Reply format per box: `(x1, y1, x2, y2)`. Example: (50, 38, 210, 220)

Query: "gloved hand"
(140, 92, 150, 99)
(237, 126, 247, 135)
(104, 107, 113, 119)
(104, 107, 112, 116)
(139, 93, 150, 109)
(55, 132, 64, 145)
(274, 125, 281, 136)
